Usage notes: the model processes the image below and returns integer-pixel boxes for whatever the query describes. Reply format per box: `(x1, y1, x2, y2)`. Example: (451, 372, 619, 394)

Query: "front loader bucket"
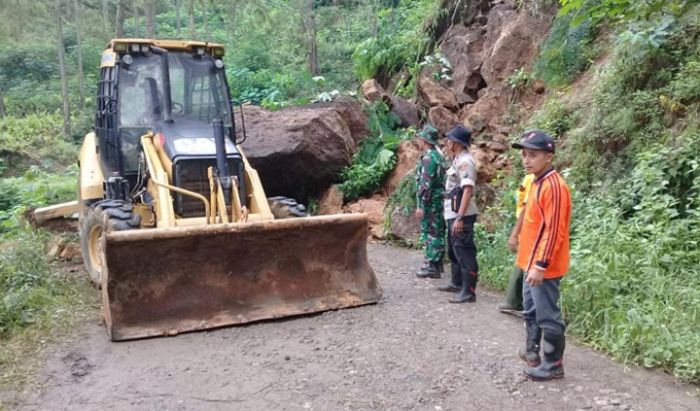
(101, 214, 381, 341)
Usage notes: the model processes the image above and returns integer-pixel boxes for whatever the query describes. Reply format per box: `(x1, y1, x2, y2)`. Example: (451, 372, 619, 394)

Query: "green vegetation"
(0, 114, 78, 176)
(339, 102, 413, 202)
(477, 1, 700, 382)
(0, 170, 93, 386)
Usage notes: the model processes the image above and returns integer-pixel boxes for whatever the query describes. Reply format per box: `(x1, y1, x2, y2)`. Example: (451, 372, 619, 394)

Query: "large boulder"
(345, 195, 386, 239)
(382, 140, 421, 196)
(440, 25, 487, 102)
(459, 84, 509, 132)
(417, 75, 458, 111)
(361, 79, 390, 103)
(390, 95, 421, 128)
(480, 4, 555, 86)
(388, 208, 420, 244)
(237, 99, 369, 201)
(318, 185, 344, 215)
(428, 106, 459, 136)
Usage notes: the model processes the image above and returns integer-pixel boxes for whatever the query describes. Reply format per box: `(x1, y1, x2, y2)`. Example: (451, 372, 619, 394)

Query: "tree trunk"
(175, 0, 181, 37)
(305, 0, 319, 76)
(136, 7, 142, 37)
(0, 88, 5, 119)
(56, 0, 71, 139)
(372, 0, 379, 37)
(102, 0, 110, 33)
(201, 0, 207, 38)
(188, 0, 195, 38)
(115, 0, 125, 37)
(74, 0, 85, 108)
(146, 0, 156, 38)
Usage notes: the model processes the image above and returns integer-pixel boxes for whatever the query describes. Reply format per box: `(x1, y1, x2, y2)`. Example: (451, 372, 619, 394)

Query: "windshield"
(118, 53, 165, 127)
(118, 51, 232, 128)
(168, 52, 232, 126)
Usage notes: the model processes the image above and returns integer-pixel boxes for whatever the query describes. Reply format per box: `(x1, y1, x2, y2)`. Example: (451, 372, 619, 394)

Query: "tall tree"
(0, 88, 5, 119)
(136, 4, 142, 37)
(115, 0, 125, 37)
(56, 0, 71, 138)
(73, 0, 85, 107)
(200, 0, 207, 37)
(146, 0, 156, 38)
(175, 0, 181, 37)
(102, 0, 110, 34)
(301, 0, 319, 75)
(188, 0, 195, 38)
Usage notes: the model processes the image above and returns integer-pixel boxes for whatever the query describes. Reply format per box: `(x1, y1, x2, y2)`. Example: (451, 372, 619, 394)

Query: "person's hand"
(507, 234, 518, 254)
(525, 268, 544, 287)
(452, 219, 464, 235)
(415, 208, 425, 219)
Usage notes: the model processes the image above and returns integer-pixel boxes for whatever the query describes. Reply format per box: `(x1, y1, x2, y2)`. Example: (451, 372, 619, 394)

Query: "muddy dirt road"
(2, 244, 698, 410)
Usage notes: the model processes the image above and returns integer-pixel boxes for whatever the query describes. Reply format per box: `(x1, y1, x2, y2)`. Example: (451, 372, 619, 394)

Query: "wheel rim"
(88, 223, 104, 279)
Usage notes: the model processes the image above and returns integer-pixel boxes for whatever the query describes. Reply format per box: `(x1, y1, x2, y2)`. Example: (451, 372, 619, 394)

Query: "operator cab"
(94, 40, 244, 217)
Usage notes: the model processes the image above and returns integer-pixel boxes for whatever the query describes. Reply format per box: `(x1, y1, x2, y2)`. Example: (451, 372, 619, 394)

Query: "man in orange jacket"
(512, 130, 571, 381)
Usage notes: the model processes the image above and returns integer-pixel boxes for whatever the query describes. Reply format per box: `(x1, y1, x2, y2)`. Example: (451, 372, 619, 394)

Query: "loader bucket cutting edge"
(101, 213, 381, 341)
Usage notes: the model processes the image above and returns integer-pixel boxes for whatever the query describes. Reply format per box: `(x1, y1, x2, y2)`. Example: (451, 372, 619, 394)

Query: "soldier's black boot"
(417, 261, 441, 278)
(437, 262, 461, 292)
(518, 320, 542, 367)
(416, 260, 430, 277)
(525, 332, 565, 381)
(448, 270, 476, 303)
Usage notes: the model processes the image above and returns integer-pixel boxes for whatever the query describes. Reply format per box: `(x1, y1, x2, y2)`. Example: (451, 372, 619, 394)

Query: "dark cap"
(512, 130, 555, 153)
(446, 124, 472, 147)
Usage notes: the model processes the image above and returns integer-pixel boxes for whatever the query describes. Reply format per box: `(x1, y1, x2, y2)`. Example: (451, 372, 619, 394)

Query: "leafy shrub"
(352, 0, 438, 80)
(339, 102, 410, 201)
(535, 8, 597, 86)
(0, 113, 78, 176)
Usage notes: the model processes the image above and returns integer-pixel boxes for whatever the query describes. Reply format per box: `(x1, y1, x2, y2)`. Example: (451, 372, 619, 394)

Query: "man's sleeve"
(534, 181, 564, 270)
(459, 158, 477, 188)
(416, 156, 435, 208)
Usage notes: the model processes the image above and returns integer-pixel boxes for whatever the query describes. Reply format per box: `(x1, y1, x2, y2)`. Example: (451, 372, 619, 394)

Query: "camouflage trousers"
(419, 203, 446, 263)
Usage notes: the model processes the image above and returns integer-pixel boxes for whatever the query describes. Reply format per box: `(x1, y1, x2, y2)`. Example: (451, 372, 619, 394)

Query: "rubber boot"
(518, 320, 542, 367)
(416, 260, 430, 276)
(525, 332, 565, 381)
(498, 268, 524, 314)
(449, 270, 476, 303)
(437, 262, 462, 292)
(416, 261, 441, 279)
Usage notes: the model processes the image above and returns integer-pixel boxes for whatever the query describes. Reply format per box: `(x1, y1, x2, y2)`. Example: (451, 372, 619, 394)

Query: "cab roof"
(106, 38, 225, 56)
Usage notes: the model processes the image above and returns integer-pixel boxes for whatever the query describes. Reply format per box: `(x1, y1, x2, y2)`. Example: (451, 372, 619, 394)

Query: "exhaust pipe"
(213, 119, 231, 204)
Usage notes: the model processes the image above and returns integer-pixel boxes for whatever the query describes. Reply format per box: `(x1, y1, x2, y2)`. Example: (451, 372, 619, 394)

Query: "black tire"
(268, 196, 308, 218)
(79, 200, 141, 288)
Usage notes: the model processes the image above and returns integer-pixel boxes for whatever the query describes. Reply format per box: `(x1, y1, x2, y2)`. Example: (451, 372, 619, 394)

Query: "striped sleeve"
(534, 176, 564, 270)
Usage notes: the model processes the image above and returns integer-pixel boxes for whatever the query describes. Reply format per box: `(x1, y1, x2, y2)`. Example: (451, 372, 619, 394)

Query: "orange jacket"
(516, 169, 571, 279)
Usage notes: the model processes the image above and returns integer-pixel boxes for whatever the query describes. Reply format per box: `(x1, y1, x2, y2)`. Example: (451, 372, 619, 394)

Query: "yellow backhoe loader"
(38, 39, 381, 341)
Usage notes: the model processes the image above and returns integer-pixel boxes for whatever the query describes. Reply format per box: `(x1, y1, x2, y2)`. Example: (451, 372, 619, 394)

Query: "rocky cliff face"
(353, 0, 557, 241)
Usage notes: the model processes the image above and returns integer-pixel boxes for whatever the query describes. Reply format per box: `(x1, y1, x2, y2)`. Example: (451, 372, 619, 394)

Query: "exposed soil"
(2, 244, 698, 410)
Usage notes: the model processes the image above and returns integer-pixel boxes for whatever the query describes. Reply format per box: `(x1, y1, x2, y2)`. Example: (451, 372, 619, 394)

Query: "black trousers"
(451, 215, 478, 291)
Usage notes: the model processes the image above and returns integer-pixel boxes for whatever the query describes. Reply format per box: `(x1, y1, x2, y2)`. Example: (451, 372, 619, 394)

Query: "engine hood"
(155, 118, 240, 162)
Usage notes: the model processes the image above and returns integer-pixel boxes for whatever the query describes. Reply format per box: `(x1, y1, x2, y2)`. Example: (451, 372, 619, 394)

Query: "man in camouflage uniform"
(414, 124, 446, 278)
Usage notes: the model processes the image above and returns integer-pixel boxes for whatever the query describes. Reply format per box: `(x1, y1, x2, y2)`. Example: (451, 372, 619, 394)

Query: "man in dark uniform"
(438, 125, 479, 303)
